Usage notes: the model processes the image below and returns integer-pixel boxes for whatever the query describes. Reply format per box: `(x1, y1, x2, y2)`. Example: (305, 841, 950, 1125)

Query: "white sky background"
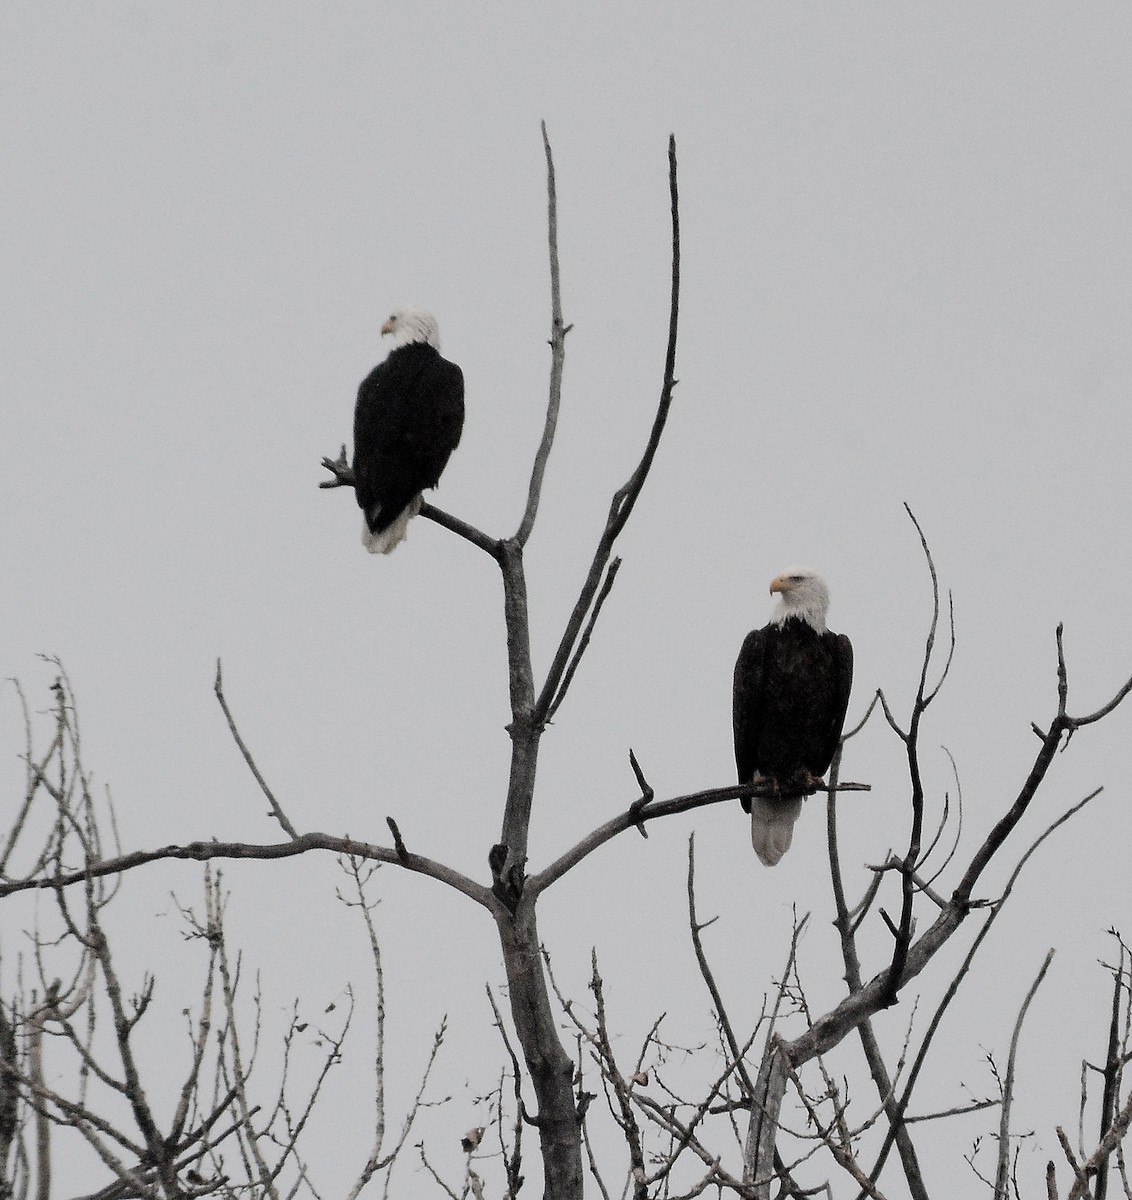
(3, 4, 1132, 1195)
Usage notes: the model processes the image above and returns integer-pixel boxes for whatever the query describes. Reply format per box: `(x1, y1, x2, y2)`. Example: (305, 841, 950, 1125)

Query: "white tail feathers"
(361, 495, 423, 555)
(750, 794, 804, 867)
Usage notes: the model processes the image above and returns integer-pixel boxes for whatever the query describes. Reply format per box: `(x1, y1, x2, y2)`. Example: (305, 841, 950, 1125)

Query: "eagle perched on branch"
(732, 567, 854, 866)
(352, 306, 465, 554)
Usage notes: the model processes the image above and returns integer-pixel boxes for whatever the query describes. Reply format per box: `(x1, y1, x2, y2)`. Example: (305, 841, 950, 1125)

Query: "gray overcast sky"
(3, 4, 1132, 1195)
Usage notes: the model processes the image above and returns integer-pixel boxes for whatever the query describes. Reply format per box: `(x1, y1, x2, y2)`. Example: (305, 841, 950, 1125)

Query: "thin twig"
(214, 661, 299, 840)
(686, 834, 755, 1097)
(546, 558, 622, 723)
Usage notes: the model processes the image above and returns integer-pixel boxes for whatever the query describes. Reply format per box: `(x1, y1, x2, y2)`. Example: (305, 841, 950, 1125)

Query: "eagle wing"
(353, 346, 465, 534)
(816, 632, 854, 771)
(733, 627, 770, 809)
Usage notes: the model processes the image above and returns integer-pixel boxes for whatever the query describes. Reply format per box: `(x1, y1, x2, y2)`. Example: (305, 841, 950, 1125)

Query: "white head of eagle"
(381, 306, 442, 351)
(768, 566, 831, 633)
(351, 306, 465, 555)
(732, 566, 854, 866)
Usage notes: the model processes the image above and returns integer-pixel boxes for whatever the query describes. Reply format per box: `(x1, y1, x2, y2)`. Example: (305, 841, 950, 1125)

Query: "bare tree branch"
(685, 833, 755, 1098)
(862, 787, 1100, 1192)
(515, 121, 571, 548)
(995, 950, 1055, 1199)
(319, 448, 501, 558)
(545, 558, 622, 723)
(214, 660, 299, 840)
(529, 134, 680, 734)
(0, 833, 493, 909)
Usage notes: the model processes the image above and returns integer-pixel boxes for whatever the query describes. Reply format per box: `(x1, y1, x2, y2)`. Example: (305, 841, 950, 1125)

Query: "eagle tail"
(750, 794, 804, 867)
(361, 495, 424, 555)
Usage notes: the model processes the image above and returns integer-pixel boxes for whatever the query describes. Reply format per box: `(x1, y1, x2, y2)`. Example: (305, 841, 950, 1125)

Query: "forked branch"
(531, 134, 680, 731)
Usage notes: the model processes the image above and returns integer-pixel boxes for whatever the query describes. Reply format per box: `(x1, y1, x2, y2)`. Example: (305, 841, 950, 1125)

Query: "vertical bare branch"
(485, 984, 526, 1198)
(0, 1005, 16, 1199)
(1095, 932, 1130, 1200)
(995, 950, 1055, 1199)
(587, 953, 648, 1200)
(515, 122, 571, 547)
(884, 508, 943, 1007)
(531, 134, 680, 730)
(826, 752, 929, 1200)
(686, 834, 755, 1098)
(340, 857, 388, 1197)
(744, 917, 808, 1196)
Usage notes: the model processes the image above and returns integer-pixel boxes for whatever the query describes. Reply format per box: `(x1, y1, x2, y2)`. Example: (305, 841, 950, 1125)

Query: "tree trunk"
(496, 897, 583, 1200)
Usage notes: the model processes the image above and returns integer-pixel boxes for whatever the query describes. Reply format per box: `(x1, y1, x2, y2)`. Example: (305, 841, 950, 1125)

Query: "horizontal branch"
(0, 832, 493, 909)
(529, 778, 870, 898)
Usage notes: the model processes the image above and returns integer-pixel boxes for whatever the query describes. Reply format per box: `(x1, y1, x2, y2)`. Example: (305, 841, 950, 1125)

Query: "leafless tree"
(4, 128, 1132, 1200)
(0, 672, 443, 1199)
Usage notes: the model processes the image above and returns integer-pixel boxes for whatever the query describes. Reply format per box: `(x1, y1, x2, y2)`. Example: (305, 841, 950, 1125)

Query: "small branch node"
(627, 749, 654, 838)
(386, 817, 409, 864)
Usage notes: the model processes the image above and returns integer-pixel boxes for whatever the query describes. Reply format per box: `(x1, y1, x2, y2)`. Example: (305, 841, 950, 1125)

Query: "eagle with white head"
(732, 567, 854, 866)
(352, 306, 465, 554)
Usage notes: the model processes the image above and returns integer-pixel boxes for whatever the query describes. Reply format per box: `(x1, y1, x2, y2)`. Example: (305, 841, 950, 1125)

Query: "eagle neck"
(771, 609, 827, 635)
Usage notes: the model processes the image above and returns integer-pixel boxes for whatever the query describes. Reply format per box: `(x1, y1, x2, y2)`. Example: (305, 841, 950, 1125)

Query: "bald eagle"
(353, 306, 465, 554)
(732, 568, 854, 866)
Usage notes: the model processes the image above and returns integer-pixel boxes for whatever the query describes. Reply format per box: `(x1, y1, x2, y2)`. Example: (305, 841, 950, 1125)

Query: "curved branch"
(0, 832, 494, 909)
(903, 504, 945, 713)
(1066, 670, 1132, 729)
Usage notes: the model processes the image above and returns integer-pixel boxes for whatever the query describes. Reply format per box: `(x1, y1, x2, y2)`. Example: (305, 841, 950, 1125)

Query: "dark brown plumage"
(352, 307, 464, 554)
(732, 568, 853, 865)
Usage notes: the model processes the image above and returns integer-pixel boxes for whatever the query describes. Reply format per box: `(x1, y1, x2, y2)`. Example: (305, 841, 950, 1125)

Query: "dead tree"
(0, 672, 443, 1199)
(539, 514, 1132, 1199)
(4, 130, 1132, 1200)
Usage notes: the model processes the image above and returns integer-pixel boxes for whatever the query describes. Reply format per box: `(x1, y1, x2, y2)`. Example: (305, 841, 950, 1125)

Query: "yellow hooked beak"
(380, 319, 395, 336)
(769, 574, 792, 597)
